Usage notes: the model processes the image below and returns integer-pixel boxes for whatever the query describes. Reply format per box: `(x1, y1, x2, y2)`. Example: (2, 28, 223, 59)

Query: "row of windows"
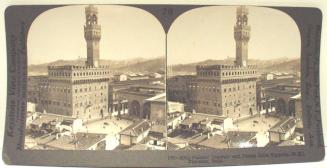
(41, 100, 71, 107)
(74, 99, 107, 107)
(189, 85, 220, 92)
(188, 84, 255, 93)
(74, 85, 107, 93)
(223, 84, 255, 92)
(75, 107, 106, 117)
(198, 70, 256, 77)
(50, 71, 109, 77)
(74, 94, 106, 99)
(40, 86, 71, 93)
(223, 92, 254, 99)
(192, 100, 221, 107)
(73, 71, 109, 77)
(111, 104, 128, 112)
(193, 97, 255, 107)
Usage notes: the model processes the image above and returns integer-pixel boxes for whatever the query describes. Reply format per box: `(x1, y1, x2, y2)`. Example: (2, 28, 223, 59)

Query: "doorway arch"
(276, 98, 286, 114)
(130, 100, 141, 117)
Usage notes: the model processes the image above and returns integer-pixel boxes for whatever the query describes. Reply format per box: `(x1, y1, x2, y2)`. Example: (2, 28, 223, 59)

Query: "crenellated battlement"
(196, 64, 257, 71)
(48, 65, 109, 71)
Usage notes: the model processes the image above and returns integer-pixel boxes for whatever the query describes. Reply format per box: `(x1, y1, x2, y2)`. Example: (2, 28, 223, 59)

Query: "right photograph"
(167, 6, 304, 150)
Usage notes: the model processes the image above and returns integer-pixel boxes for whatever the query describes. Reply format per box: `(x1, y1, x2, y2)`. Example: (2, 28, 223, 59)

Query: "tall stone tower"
(84, 5, 101, 67)
(234, 6, 250, 67)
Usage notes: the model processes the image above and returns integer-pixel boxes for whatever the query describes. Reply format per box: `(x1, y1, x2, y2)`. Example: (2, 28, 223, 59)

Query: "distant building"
(113, 74, 128, 82)
(149, 73, 162, 78)
(273, 73, 295, 80)
(261, 73, 274, 80)
(127, 73, 149, 80)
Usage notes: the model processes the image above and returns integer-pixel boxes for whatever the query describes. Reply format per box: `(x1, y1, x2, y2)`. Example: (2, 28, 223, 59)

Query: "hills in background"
(28, 56, 300, 76)
(169, 57, 300, 74)
(28, 56, 165, 75)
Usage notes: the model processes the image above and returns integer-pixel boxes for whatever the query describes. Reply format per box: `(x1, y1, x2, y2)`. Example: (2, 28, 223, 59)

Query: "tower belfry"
(84, 5, 101, 67)
(234, 6, 250, 67)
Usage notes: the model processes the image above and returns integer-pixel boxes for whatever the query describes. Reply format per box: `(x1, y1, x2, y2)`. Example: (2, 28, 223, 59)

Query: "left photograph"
(25, 5, 166, 150)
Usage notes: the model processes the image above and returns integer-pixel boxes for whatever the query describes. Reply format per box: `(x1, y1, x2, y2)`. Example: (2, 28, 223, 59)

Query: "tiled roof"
(227, 131, 257, 143)
(120, 120, 150, 137)
(45, 133, 106, 150)
(31, 113, 75, 126)
(197, 135, 229, 149)
(269, 117, 296, 133)
(150, 124, 166, 134)
(180, 112, 227, 126)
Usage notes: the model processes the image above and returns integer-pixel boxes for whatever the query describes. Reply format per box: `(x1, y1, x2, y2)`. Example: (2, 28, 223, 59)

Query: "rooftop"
(197, 134, 229, 149)
(120, 120, 150, 137)
(290, 93, 301, 100)
(118, 84, 165, 96)
(180, 112, 228, 126)
(31, 113, 77, 126)
(227, 131, 257, 143)
(167, 111, 185, 123)
(146, 93, 166, 103)
(127, 144, 149, 150)
(45, 133, 106, 150)
(150, 124, 167, 134)
(269, 117, 296, 133)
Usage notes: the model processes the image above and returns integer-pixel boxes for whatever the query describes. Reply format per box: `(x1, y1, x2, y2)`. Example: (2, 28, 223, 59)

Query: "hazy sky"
(28, 5, 165, 65)
(167, 6, 301, 65)
(28, 5, 301, 66)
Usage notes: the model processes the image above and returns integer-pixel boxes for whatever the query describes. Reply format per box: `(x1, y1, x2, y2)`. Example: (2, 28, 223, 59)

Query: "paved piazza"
(80, 117, 134, 136)
(234, 114, 281, 133)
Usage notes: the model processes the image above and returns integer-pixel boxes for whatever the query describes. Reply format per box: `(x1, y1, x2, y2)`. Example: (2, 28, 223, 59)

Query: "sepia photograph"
(25, 5, 167, 150)
(167, 6, 304, 150)
(2, 1, 325, 167)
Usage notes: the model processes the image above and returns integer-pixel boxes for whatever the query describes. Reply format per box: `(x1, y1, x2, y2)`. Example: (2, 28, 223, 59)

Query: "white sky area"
(27, 5, 165, 65)
(27, 5, 300, 66)
(167, 6, 301, 65)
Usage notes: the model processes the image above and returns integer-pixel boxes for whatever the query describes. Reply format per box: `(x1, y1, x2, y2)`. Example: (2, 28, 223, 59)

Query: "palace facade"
(168, 6, 258, 120)
(37, 5, 110, 119)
